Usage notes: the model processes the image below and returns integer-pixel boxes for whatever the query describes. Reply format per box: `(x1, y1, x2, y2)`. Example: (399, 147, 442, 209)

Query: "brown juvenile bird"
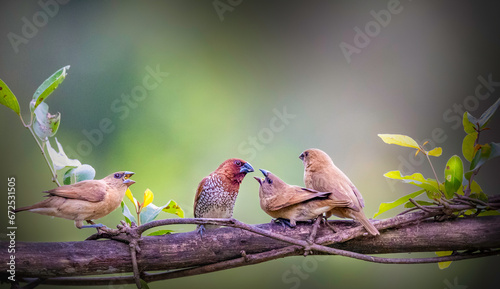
(300, 149, 380, 235)
(194, 158, 254, 235)
(14, 171, 135, 229)
(254, 169, 354, 227)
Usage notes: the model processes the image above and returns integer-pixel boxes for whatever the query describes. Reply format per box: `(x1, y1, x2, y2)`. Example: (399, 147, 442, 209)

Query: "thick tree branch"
(2, 214, 499, 287)
(3, 194, 499, 288)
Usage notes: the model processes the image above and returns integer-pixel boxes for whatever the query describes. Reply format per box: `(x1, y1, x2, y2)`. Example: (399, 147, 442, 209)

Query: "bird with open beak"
(255, 169, 354, 227)
(194, 158, 254, 236)
(14, 171, 135, 229)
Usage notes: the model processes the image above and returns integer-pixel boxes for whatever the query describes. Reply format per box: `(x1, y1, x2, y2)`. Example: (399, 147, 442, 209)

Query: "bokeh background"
(1, 1, 500, 288)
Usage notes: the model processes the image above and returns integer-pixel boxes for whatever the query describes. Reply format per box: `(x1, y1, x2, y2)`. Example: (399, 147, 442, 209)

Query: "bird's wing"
(193, 176, 209, 213)
(310, 175, 359, 211)
(329, 189, 360, 211)
(267, 187, 330, 211)
(45, 180, 106, 202)
(351, 185, 365, 208)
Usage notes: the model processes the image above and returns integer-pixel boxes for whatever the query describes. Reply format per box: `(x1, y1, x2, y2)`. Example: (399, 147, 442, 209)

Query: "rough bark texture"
(1, 216, 499, 280)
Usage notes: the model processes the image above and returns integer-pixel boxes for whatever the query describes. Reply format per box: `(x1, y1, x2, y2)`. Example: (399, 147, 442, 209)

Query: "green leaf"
(470, 142, 500, 171)
(471, 192, 488, 203)
(147, 229, 175, 236)
(464, 171, 474, 182)
(462, 132, 478, 162)
(121, 201, 137, 225)
(470, 180, 483, 195)
(31, 65, 70, 110)
(404, 200, 434, 208)
(384, 171, 440, 194)
(477, 210, 500, 216)
(444, 155, 463, 199)
(139, 199, 184, 225)
(140, 203, 166, 225)
(435, 251, 453, 269)
(462, 209, 476, 216)
(478, 97, 500, 129)
(378, 134, 420, 149)
(0, 79, 20, 115)
(46, 137, 82, 171)
(162, 199, 185, 218)
(33, 102, 61, 140)
(469, 181, 488, 202)
(463, 112, 477, 134)
(425, 189, 442, 200)
(427, 147, 442, 157)
(373, 190, 425, 218)
(63, 165, 96, 185)
(140, 279, 150, 289)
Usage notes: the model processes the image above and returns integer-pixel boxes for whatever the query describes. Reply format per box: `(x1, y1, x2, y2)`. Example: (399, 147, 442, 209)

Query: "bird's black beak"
(240, 162, 254, 174)
(259, 169, 270, 177)
(299, 153, 305, 161)
(123, 172, 135, 185)
(253, 176, 263, 185)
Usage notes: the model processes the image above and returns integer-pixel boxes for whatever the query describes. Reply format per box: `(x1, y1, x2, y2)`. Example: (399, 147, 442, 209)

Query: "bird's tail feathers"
(353, 211, 380, 236)
(13, 200, 48, 213)
(13, 205, 35, 213)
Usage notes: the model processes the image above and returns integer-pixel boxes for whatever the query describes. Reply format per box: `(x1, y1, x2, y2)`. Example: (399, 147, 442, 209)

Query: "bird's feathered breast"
(194, 172, 239, 202)
(194, 173, 241, 218)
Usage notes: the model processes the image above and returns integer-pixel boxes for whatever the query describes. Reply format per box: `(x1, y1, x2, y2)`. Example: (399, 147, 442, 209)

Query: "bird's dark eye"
(234, 160, 242, 166)
(305, 151, 309, 157)
(267, 178, 273, 184)
(114, 173, 121, 179)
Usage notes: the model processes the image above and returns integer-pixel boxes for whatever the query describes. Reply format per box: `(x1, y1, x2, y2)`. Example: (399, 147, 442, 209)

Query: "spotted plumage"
(194, 174, 238, 218)
(194, 158, 254, 234)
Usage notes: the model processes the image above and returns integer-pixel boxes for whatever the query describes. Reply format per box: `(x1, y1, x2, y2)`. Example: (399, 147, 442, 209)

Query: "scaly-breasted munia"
(254, 169, 354, 227)
(14, 171, 135, 229)
(194, 158, 254, 235)
(300, 148, 380, 235)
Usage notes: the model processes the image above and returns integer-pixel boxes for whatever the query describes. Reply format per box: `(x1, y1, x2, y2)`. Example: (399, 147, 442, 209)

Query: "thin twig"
(26, 126, 61, 187)
(130, 241, 141, 289)
(408, 198, 432, 212)
(455, 194, 489, 207)
(464, 170, 479, 197)
(424, 152, 441, 192)
(398, 207, 420, 215)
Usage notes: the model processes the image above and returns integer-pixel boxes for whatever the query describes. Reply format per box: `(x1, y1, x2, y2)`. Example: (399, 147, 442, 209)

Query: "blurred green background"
(1, 1, 500, 288)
